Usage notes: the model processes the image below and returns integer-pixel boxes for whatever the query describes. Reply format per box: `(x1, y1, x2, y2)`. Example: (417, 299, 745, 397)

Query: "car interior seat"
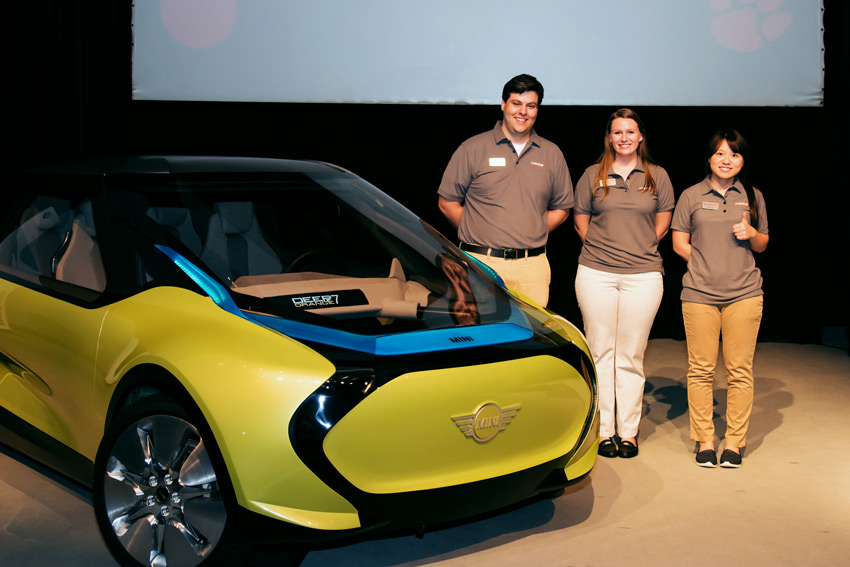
(199, 201, 282, 284)
(146, 206, 203, 256)
(0, 198, 74, 277)
(54, 200, 106, 292)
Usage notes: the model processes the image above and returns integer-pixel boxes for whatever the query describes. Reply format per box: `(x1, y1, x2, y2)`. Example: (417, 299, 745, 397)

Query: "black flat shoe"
(598, 438, 618, 458)
(695, 449, 718, 468)
(617, 440, 638, 458)
(719, 448, 742, 468)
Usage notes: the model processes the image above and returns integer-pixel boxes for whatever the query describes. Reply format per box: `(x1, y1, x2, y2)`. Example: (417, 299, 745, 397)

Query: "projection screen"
(132, 0, 824, 106)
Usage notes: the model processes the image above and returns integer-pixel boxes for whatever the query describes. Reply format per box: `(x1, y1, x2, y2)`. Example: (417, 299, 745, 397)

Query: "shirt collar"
(492, 121, 540, 148)
(701, 175, 744, 196)
(606, 162, 646, 177)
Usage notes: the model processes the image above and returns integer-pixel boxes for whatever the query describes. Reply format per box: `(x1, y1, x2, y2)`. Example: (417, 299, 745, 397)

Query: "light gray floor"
(2, 339, 849, 567)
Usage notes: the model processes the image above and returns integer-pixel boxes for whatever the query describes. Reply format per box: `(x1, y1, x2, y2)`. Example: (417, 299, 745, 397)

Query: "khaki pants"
(682, 296, 763, 448)
(466, 252, 551, 307)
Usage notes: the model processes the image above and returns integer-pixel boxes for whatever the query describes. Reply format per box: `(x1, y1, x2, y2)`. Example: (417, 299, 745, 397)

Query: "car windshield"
(127, 167, 515, 336)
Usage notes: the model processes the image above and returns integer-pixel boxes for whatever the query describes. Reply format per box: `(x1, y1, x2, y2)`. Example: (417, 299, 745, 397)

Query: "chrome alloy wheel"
(101, 414, 226, 567)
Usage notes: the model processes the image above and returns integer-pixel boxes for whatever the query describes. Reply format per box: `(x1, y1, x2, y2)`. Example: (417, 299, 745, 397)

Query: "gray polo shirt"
(438, 121, 573, 250)
(672, 177, 768, 304)
(575, 163, 675, 274)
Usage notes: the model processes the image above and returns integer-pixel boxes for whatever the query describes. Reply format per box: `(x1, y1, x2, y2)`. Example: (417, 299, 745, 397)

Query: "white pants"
(575, 265, 663, 438)
(466, 252, 551, 307)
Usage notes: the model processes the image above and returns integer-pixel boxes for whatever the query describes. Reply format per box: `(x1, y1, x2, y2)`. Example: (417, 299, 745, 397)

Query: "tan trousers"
(466, 252, 551, 307)
(682, 296, 763, 448)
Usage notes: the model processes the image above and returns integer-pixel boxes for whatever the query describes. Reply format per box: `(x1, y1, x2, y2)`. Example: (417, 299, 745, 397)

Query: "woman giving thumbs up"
(671, 129, 769, 469)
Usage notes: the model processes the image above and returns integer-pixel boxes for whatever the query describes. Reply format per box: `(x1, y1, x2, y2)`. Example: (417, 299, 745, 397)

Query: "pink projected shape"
(709, 0, 792, 53)
(160, 0, 238, 49)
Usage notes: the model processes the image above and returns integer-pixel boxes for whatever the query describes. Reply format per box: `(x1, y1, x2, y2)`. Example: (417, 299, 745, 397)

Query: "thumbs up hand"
(732, 211, 753, 240)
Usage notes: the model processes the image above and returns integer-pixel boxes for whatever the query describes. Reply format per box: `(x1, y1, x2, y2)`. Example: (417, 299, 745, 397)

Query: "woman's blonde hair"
(592, 108, 656, 199)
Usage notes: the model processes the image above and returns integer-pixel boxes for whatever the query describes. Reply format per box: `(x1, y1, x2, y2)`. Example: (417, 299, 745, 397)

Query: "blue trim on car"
(156, 245, 533, 356)
(245, 313, 532, 356)
(462, 251, 506, 288)
(155, 245, 247, 319)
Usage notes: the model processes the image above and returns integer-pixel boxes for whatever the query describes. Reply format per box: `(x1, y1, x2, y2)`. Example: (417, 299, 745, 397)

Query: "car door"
(0, 189, 110, 461)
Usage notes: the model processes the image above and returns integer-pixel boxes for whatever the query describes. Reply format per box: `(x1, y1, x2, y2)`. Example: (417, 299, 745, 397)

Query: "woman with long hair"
(574, 108, 675, 458)
(671, 129, 769, 468)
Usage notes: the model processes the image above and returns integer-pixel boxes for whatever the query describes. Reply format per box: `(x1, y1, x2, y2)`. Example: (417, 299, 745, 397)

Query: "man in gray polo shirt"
(437, 74, 573, 307)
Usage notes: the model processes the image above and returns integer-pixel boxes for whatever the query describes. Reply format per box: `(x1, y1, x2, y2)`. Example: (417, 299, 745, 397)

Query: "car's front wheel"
(93, 395, 248, 567)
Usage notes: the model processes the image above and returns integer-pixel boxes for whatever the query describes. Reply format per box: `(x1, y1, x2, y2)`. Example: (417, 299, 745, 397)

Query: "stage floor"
(2, 339, 849, 567)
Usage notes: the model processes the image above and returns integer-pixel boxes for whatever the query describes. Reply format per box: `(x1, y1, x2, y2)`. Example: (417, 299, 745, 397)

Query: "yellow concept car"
(0, 156, 598, 567)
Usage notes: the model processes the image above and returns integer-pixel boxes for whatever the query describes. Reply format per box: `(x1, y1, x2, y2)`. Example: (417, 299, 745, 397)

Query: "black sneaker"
(695, 449, 717, 468)
(719, 449, 742, 468)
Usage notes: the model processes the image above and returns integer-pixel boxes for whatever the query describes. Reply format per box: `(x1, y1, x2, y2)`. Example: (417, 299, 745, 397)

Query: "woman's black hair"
(705, 129, 759, 227)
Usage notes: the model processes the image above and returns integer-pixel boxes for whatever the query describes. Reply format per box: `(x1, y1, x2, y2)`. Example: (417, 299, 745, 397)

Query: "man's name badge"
(489, 157, 507, 167)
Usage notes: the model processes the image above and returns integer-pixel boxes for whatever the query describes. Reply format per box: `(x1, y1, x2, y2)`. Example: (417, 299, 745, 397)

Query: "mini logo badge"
(449, 335, 474, 344)
(452, 402, 520, 443)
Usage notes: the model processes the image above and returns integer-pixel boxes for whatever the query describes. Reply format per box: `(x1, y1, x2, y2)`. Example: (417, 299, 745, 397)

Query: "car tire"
(93, 394, 250, 567)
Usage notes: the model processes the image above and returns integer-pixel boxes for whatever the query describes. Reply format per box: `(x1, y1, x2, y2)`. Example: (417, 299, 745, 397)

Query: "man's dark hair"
(502, 74, 544, 104)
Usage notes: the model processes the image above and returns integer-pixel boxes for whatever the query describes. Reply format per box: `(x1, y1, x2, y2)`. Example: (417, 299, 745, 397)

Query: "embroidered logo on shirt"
(489, 157, 507, 167)
(702, 202, 720, 210)
(530, 161, 545, 168)
(734, 201, 750, 207)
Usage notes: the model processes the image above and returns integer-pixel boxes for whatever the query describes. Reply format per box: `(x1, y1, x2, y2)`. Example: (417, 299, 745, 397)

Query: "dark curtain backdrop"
(1, 1, 130, 164)
(2, 1, 847, 345)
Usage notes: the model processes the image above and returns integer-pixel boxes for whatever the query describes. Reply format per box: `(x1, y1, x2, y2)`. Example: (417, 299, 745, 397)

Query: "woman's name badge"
(702, 202, 720, 210)
(489, 157, 506, 167)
